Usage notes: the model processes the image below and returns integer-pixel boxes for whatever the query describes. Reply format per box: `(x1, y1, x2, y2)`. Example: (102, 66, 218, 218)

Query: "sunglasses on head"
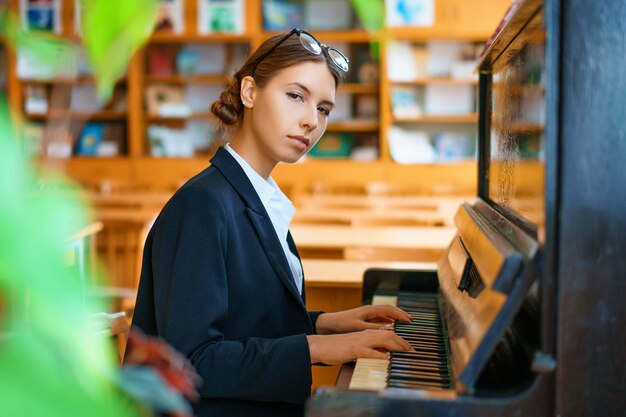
(250, 28, 350, 76)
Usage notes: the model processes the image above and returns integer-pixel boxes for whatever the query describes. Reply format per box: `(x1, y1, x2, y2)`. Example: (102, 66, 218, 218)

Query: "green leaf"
(81, 0, 158, 101)
(351, 0, 384, 32)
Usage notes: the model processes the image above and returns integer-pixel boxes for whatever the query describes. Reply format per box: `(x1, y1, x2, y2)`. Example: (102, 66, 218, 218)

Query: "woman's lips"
(288, 135, 310, 150)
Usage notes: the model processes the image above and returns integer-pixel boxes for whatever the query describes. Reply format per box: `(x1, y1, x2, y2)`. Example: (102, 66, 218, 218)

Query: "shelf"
(149, 33, 254, 43)
(261, 30, 379, 43)
(391, 77, 478, 86)
(20, 76, 127, 85)
(146, 113, 213, 122)
(388, 28, 491, 42)
(26, 110, 127, 121)
(327, 120, 379, 132)
(144, 74, 229, 84)
(338, 83, 379, 94)
(393, 114, 478, 124)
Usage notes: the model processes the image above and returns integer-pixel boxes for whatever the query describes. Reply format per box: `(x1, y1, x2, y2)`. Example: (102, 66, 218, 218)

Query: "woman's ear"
(240, 76, 256, 109)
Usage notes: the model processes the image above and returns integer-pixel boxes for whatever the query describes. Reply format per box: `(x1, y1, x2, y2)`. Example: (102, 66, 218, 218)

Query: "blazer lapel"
(287, 231, 306, 304)
(211, 147, 307, 312)
(246, 209, 306, 310)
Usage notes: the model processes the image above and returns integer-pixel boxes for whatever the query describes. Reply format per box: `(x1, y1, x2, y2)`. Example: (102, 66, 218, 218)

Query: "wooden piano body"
(306, 0, 626, 416)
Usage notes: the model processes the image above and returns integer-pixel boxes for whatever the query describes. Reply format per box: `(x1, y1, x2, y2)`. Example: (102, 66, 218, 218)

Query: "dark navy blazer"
(130, 147, 322, 417)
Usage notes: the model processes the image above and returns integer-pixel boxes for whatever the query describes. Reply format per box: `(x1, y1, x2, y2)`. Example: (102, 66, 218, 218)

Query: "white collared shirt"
(224, 144, 303, 294)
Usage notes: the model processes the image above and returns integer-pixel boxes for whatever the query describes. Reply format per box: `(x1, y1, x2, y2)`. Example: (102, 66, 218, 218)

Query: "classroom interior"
(1, 0, 624, 416)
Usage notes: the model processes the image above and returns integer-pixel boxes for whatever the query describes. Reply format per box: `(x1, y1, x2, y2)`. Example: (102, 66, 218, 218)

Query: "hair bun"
(210, 79, 243, 126)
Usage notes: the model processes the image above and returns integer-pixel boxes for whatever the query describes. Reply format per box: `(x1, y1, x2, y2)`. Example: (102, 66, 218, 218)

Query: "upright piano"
(306, 0, 626, 416)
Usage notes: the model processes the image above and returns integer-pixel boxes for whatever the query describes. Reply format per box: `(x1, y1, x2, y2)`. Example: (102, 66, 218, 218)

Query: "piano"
(306, 0, 626, 416)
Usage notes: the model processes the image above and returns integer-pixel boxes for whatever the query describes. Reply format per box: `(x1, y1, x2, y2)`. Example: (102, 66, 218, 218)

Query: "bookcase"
(4, 0, 511, 195)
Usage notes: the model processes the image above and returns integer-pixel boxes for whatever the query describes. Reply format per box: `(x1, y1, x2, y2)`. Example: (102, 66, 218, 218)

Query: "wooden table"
(293, 207, 450, 227)
(291, 224, 455, 262)
(302, 259, 437, 289)
(87, 191, 173, 208)
(297, 194, 471, 211)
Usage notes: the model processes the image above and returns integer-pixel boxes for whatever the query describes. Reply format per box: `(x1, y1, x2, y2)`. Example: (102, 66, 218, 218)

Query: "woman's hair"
(210, 32, 343, 130)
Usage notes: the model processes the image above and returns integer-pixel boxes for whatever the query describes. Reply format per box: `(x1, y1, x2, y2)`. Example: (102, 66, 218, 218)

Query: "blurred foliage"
(351, 0, 382, 60)
(81, 0, 158, 101)
(0, 2, 196, 416)
(351, 0, 384, 32)
(0, 95, 140, 417)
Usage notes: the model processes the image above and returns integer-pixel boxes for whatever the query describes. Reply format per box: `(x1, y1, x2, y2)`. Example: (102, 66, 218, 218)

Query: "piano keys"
(349, 293, 454, 392)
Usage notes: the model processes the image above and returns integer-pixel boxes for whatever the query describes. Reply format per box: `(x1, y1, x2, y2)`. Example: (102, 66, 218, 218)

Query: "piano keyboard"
(349, 292, 453, 391)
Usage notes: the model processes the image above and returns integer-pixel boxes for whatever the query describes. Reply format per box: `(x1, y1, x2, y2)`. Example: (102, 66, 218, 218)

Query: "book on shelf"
(155, 0, 184, 34)
(145, 84, 190, 116)
(388, 126, 435, 164)
(386, 0, 434, 27)
(427, 41, 476, 78)
(262, 0, 303, 31)
(355, 95, 379, 119)
(304, 0, 353, 31)
(148, 121, 215, 157)
(44, 124, 73, 158)
(186, 84, 222, 113)
(148, 47, 177, 76)
(17, 38, 79, 79)
(308, 132, 353, 159)
(176, 44, 226, 75)
(198, 0, 244, 34)
(387, 42, 428, 82)
(24, 85, 48, 115)
(433, 131, 476, 161)
(71, 84, 101, 112)
(424, 84, 474, 115)
(75, 122, 124, 156)
(74, 0, 83, 35)
(391, 87, 422, 119)
(75, 123, 104, 156)
(21, 0, 62, 33)
(328, 92, 353, 122)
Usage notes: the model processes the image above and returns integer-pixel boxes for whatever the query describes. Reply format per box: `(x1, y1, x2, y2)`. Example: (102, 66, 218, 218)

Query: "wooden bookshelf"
(4, 0, 512, 193)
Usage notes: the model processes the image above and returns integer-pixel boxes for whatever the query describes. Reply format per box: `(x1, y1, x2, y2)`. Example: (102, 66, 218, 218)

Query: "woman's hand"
(306, 329, 412, 365)
(315, 305, 411, 335)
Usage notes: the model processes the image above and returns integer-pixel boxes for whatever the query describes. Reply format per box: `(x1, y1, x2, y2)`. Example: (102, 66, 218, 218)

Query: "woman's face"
(241, 61, 336, 175)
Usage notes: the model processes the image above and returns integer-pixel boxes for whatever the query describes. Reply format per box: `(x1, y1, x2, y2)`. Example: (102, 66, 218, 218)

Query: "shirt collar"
(224, 144, 295, 219)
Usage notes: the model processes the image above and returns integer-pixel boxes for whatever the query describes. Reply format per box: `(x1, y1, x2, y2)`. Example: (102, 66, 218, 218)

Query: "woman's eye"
(317, 106, 330, 117)
(287, 92, 303, 101)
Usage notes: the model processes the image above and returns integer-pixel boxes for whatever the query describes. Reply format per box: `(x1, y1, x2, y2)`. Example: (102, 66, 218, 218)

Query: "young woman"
(129, 29, 412, 417)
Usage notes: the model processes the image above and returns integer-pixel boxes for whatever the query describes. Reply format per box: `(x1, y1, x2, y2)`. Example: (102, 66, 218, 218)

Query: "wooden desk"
(293, 207, 449, 227)
(291, 224, 455, 262)
(302, 259, 437, 289)
(88, 191, 173, 208)
(297, 195, 471, 211)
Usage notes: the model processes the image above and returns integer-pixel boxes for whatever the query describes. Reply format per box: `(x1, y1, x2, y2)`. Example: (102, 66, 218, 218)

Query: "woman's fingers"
(361, 329, 412, 352)
(362, 305, 411, 322)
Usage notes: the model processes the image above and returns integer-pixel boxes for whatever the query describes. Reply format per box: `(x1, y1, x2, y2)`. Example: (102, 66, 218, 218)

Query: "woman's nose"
(300, 105, 318, 131)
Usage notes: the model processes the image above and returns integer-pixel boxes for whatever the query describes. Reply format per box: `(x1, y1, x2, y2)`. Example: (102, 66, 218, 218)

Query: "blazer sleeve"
(146, 185, 312, 404)
(308, 311, 324, 332)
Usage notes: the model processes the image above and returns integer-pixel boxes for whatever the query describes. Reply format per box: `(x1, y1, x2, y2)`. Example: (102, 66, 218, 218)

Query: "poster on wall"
(386, 0, 434, 27)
